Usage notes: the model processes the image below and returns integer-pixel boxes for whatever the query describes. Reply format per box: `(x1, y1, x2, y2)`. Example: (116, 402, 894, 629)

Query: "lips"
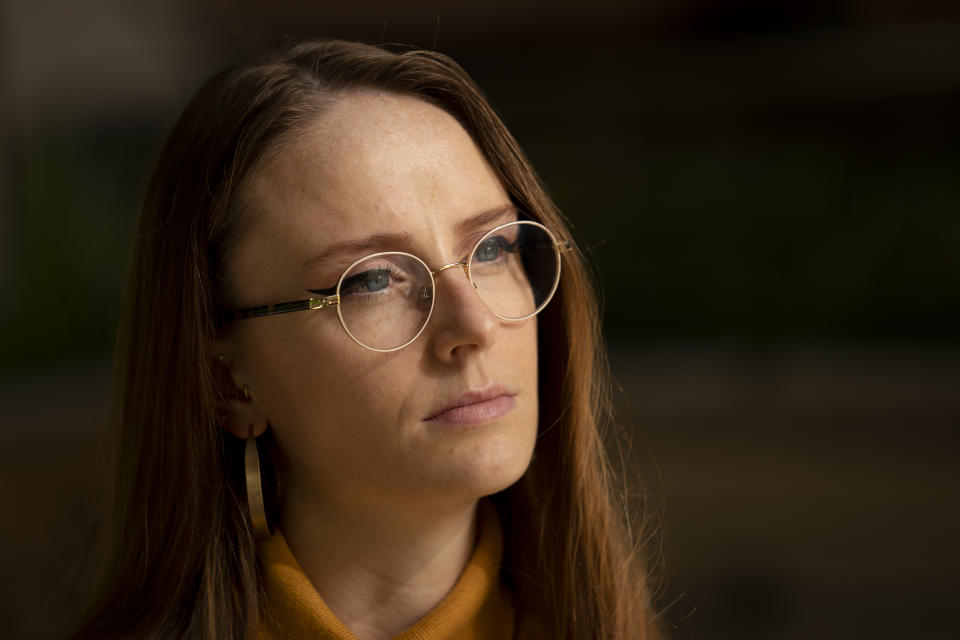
(425, 386, 517, 426)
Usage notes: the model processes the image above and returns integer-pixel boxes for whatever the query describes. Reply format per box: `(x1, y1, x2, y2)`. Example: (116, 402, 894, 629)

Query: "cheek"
(240, 317, 419, 479)
(509, 318, 539, 388)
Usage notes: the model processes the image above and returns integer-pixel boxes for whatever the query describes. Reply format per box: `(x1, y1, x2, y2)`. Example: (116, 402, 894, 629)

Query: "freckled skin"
(222, 91, 539, 516)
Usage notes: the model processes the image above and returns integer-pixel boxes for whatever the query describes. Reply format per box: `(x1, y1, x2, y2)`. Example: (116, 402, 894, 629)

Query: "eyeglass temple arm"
(226, 291, 338, 322)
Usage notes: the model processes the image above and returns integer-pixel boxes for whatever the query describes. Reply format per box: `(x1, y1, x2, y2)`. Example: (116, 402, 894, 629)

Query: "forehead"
(227, 91, 510, 299)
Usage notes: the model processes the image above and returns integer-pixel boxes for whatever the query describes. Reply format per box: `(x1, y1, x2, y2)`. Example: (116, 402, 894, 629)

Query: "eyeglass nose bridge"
(430, 261, 476, 288)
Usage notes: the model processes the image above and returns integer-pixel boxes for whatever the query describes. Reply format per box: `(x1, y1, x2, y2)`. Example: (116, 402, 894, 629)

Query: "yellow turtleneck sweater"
(256, 501, 516, 639)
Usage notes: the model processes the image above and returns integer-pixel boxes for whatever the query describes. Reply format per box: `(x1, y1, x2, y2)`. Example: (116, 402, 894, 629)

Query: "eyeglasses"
(226, 220, 565, 352)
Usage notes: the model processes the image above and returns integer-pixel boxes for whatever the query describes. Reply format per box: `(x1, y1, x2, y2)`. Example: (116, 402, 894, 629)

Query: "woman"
(71, 40, 661, 639)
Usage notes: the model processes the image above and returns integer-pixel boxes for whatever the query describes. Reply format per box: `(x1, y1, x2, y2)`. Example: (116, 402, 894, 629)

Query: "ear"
(222, 382, 270, 439)
(213, 343, 270, 439)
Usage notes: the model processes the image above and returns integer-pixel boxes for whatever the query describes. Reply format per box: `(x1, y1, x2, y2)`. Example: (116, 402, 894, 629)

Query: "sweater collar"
(257, 500, 514, 639)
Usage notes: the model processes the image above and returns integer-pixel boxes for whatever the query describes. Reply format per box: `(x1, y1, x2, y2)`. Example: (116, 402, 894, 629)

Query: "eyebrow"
(454, 204, 518, 236)
(300, 204, 518, 273)
(301, 232, 412, 273)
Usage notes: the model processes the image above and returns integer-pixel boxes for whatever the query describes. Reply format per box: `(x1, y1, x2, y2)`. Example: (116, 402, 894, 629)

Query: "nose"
(427, 263, 499, 361)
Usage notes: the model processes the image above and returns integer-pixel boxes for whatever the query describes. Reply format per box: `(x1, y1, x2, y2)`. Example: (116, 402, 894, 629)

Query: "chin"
(439, 429, 536, 500)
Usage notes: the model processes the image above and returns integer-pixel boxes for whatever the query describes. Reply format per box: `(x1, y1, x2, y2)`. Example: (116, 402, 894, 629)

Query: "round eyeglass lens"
(336, 252, 435, 351)
(469, 221, 561, 320)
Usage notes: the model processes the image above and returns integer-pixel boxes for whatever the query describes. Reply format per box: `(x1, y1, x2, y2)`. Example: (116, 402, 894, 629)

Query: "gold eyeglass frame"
(226, 220, 568, 352)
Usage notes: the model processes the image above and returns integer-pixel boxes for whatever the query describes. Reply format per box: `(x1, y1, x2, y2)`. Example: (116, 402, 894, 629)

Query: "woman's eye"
(342, 268, 393, 294)
(475, 236, 510, 262)
(364, 270, 390, 292)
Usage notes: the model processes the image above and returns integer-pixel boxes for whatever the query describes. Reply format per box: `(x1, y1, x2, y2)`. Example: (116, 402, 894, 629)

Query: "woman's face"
(221, 92, 539, 514)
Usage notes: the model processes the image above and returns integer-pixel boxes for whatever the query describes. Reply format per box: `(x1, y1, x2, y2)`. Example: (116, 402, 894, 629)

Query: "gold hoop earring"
(242, 384, 251, 402)
(245, 427, 272, 539)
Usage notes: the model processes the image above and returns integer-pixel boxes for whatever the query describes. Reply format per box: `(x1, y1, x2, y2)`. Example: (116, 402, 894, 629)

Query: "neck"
(280, 491, 479, 640)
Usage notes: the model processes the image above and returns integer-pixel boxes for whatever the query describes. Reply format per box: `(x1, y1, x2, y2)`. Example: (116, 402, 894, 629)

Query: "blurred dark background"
(1, 1, 958, 638)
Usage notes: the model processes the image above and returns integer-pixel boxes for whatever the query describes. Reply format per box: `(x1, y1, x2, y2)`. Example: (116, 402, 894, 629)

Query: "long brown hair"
(70, 40, 661, 639)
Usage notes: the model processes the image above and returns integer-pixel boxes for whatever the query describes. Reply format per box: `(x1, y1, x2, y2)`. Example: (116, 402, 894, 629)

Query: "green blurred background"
(1, 1, 958, 639)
